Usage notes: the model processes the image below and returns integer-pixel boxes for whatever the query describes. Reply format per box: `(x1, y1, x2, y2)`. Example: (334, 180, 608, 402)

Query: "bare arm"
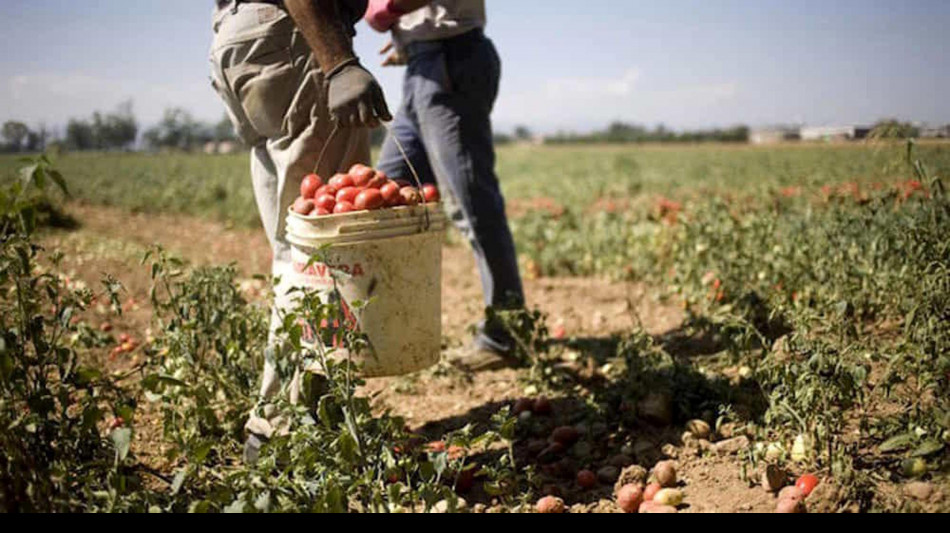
(284, 0, 357, 75)
(284, 0, 392, 127)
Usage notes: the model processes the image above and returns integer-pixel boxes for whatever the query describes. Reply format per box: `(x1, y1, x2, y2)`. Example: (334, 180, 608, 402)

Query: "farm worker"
(365, 0, 527, 371)
(209, 0, 391, 464)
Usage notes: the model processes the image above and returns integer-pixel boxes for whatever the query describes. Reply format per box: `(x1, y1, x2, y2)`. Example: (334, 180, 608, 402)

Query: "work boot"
(446, 329, 521, 373)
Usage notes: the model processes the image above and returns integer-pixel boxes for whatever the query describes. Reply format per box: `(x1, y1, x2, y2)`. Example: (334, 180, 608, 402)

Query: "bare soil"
(41, 201, 943, 513)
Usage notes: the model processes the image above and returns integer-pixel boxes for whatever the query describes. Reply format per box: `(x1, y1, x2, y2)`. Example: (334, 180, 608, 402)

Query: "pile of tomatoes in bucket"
(293, 164, 440, 217)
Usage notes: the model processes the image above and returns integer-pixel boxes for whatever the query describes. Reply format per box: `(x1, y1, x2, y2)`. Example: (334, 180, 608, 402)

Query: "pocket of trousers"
(224, 46, 298, 141)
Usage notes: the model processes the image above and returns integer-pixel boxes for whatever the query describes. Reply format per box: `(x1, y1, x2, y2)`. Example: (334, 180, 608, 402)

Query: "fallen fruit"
(778, 485, 804, 502)
(776, 497, 806, 513)
(532, 397, 553, 415)
(551, 426, 581, 446)
(652, 488, 684, 507)
(643, 483, 663, 502)
(639, 501, 677, 514)
(652, 461, 677, 488)
(513, 398, 534, 415)
(455, 466, 477, 494)
(538, 442, 566, 463)
(795, 474, 819, 497)
(536, 496, 566, 514)
(685, 419, 711, 439)
(616, 484, 644, 513)
(597, 466, 620, 484)
(577, 469, 597, 489)
(99, 322, 113, 332)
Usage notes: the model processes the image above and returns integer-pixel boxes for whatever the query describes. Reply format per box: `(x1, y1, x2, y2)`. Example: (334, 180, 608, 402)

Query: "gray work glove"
(326, 59, 392, 128)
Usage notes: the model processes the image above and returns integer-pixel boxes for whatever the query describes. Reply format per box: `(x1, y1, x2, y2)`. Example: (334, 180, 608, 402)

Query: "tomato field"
(1, 140, 948, 513)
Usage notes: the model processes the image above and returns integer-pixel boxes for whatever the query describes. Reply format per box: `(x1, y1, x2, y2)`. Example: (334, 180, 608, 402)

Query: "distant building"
(202, 140, 241, 154)
(920, 125, 950, 139)
(750, 127, 801, 145)
(800, 125, 871, 142)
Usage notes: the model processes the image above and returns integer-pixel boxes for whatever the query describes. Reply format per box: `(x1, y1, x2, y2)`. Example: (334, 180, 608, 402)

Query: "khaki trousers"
(210, 3, 370, 438)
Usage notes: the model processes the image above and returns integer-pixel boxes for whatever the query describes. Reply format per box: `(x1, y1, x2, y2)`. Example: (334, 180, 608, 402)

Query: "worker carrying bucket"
(209, 0, 524, 465)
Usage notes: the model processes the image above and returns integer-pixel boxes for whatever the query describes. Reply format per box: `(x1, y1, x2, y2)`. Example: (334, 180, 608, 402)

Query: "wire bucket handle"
(312, 121, 433, 231)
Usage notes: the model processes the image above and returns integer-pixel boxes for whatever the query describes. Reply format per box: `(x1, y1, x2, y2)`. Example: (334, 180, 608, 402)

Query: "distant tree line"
(142, 108, 238, 152)
(2, 102, 240, 154)
(63, 101, 138, 151)
(1, 121, 48, 153)
(544, 122, 750, 144)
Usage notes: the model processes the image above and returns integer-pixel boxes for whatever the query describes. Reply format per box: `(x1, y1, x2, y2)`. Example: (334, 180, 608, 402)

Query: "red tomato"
(349, 165, 375, 187)
(333, 201, 356, 214)
(577, 470, 597, 489)
(336, 186, 360, 204)
(314, 207, 331, 216)
(643, 482, 662, 502)
(315, 194, 336, 212)
(315, 184, 338, 198)
(532, 397, 553, 415)
(795, 474, 819, 497)
(300, 174, 323, 199)
(616, 484, 644, 513)
(366, 176, 388, 189)
(293, 197, 315, 215)
(111, 416, 125, 429)
(328, 173, 355, 190)
(399, 186, 422, 206)
(422, 183, 440, 202)
(355, 189, 385, 210)
(380, 182, 401, 206)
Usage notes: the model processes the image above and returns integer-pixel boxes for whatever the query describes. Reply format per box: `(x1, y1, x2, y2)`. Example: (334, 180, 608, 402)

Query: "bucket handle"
(380, 121, 433, 232)
(311, 120, 433, 232)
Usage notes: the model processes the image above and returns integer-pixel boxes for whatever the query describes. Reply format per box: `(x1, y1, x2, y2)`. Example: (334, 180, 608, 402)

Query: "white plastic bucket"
(280, 204, 446, 378)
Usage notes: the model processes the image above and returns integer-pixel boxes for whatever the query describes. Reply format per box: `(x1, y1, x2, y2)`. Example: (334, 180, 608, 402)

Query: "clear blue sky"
(1, 0, 948, 135)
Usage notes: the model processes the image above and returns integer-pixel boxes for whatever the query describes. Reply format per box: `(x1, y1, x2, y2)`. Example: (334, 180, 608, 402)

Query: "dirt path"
(39, 202, 792, 513)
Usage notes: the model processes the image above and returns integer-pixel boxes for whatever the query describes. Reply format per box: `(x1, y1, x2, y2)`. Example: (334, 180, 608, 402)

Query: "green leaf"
(879, 432, 915, 453)
(47, 169, 69, 196)
(192, 440, 214, 464)
(910, 440, 944, 458)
